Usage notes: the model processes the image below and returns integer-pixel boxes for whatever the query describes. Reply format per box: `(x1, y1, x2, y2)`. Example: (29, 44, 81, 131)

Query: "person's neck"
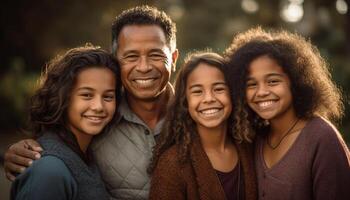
(198, 123, 230, 152)
(269, 111, 299, 138)
(127, 91, 168, 130)
(72, 132, 92, 154)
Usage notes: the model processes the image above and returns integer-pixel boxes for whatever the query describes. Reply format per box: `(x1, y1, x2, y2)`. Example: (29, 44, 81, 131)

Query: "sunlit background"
(1, 0, 349, 198)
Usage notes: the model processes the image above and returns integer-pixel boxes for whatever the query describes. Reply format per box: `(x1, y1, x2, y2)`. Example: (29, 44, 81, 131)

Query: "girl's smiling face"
(245, 55, 294, 122)
(67, 67, 116, 150)
(186, 63, 232, 131)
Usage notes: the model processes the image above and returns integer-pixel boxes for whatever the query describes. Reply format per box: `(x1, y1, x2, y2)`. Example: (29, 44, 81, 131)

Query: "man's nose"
(136, 55, 152, 73)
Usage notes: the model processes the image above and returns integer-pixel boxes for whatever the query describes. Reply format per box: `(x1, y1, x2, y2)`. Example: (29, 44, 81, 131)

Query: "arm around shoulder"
(11, 155, 77, 200)
(149, 147, 187, 200)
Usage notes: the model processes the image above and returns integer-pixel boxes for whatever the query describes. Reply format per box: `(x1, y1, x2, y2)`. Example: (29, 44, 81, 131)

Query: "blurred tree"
(0, 0, 349, 142)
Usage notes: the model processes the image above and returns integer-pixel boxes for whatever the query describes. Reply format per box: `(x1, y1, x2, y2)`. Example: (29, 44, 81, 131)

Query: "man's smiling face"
(116, 25, 177, 101)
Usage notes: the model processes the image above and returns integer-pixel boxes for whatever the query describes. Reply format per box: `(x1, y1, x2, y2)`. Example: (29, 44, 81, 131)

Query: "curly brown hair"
(224, 27, 344, 136)
(29, 44, 122, 139)
(149, 51, 250, 174)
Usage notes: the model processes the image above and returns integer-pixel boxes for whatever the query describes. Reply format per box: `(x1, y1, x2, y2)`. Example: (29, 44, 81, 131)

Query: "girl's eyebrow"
(188, 84, 202, 90)
(213, 81, 227, 85)
(266, 73, 284, 77)
(76, 87, 116, 92)
(247, 72, 285, 80)
(188, 81, 226, 89)
(76, 87, 94, 91)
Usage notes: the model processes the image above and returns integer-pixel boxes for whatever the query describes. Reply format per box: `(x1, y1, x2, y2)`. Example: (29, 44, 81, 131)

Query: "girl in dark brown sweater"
(148, 51, 257, 200)
(225, 28, 350, 200)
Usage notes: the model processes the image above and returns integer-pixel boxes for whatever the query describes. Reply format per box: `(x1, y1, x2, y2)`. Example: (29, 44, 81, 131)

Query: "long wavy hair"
(149, 51, 250, 174)
(28, 44, 121, 158)
(224, 27, 344, 136)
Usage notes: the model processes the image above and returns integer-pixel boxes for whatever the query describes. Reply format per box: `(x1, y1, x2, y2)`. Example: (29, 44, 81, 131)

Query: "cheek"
(67, 101, 81, 123)
(226, 98, 233, 112)
(185, 96, 196, 114)
(245, 92, 255, 109)
(245, 90, 253, 101)
(159, 66, 171, 80)
(107, 102, 117, 115)
(120, 66, 131, 81)
(68, 97, 80, 112)
(279, 84, 293, 99)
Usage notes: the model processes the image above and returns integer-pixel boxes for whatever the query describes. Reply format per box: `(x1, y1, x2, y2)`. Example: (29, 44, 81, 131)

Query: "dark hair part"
(111, 5, 176, 55)
(224, 27, 344, 137)
(149, 51, 241, 174)
(29, 44, 122, 138)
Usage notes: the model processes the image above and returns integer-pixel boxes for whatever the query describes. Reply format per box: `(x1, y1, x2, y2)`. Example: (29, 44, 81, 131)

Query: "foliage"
(0, 0, 349, 142)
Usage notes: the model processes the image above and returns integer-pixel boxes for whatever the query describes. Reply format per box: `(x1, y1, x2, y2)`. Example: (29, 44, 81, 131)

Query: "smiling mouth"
(199, 108, 222, 116)
(133, 78, 157, 87)
(84, 116, 106, 123)
(256, 100, 277, 110)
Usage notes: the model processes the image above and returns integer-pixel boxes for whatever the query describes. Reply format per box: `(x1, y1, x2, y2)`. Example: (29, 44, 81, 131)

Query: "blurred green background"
(1, 0, 349, 198)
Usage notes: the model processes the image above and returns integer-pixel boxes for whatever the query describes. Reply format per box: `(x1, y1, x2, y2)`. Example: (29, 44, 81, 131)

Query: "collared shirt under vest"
(92, 87, 172, 199)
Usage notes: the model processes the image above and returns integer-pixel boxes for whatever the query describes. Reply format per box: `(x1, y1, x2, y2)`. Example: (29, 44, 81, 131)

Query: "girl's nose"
(203, 91, 216, 103)
(256, 85, 270, 97)
(91, 98, 104, 112)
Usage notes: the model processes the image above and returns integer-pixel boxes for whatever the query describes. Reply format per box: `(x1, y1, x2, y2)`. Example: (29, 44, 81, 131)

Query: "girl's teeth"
(86, 116, 103, 121)
(201, 109, 220, 115)
(258, 101, 274, 108)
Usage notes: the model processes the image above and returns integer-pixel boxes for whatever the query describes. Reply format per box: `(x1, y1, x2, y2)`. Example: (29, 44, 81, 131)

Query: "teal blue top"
(11, 155, 78, 200)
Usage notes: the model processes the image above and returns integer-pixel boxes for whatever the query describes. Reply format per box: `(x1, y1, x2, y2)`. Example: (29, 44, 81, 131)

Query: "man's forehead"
(116, 26, 171, 53)
(118, 25, 166, 41)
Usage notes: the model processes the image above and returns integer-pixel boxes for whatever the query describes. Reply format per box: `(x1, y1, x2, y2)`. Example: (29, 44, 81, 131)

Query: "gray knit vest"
(38, 133, 109, 200)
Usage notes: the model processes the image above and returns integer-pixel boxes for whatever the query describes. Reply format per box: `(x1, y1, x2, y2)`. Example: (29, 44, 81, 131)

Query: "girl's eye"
(268, 79, 281, 85)
(191, 90, 202, 95)
(80, 93, 93, 99)
(246, 82, 257, 88)
(214, 86, 226, 93)
(104, 94, 115, 102)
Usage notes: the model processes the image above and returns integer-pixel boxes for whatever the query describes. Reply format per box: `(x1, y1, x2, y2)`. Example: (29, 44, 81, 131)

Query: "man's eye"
(149, 54, 165, 61)
(124, 55, 138, 62)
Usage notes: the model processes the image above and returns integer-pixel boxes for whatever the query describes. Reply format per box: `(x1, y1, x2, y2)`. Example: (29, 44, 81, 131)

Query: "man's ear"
(171, 49, 179, 72)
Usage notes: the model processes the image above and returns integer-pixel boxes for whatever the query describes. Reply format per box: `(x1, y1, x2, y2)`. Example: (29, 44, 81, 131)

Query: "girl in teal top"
(11, 44, 122, 200)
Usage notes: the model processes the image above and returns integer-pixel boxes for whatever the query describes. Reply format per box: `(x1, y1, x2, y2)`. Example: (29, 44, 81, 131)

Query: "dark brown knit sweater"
(150, 137, 257, 200)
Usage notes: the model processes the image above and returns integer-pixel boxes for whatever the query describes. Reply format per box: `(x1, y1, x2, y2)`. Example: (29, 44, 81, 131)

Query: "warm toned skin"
(116, 25, 178, 129)
(185, 63, 237, 173)
(4, 24, 178, 180)
(67, 67, 116, 152)
(246, 55, 307, 168)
